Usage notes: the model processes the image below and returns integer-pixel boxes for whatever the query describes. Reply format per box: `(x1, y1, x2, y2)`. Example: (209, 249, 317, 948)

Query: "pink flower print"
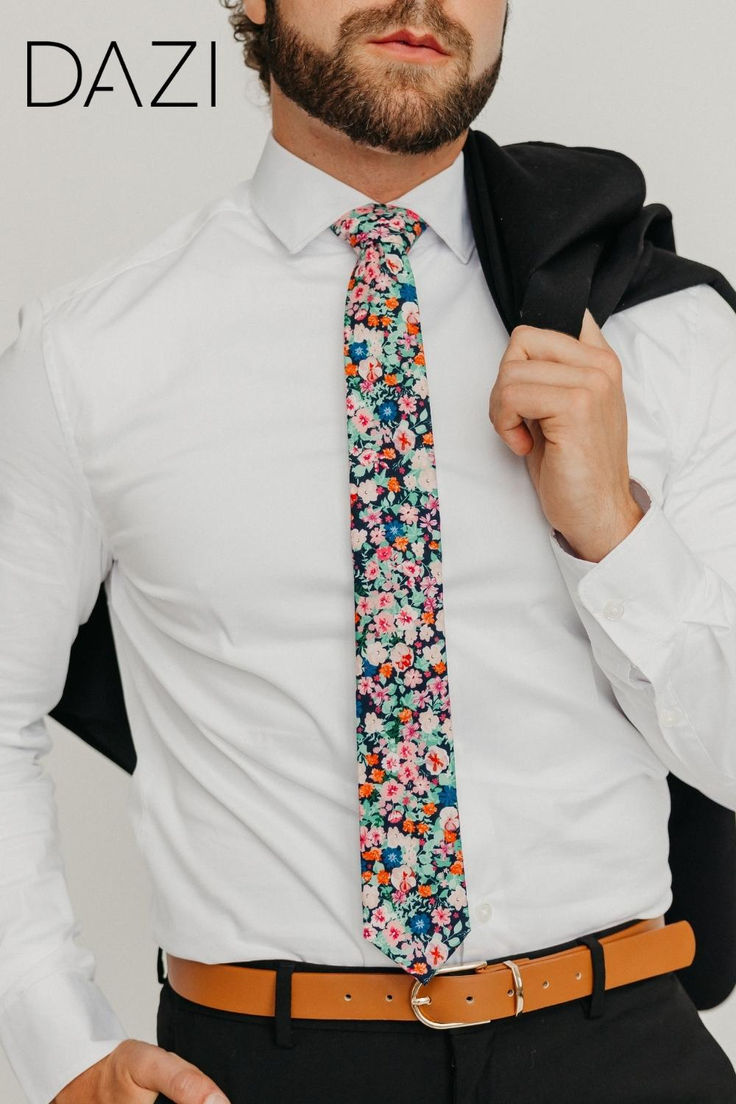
(376, 545, 393, 561)
(351, 528, 368, 551)
(364, 261, 381, 282)
(384, 919, 406, 947)
(399, 503, 419, 524)
(373, 686, 390, 710)
(401, 301, 420, 326)
(397, 760, 419, 785)
(426, 938, 449, 968)
(358, 480, 379, 503)
(397, 394, 418, 415)
(413, 375, 429, 399)
(373, 610, 396, 635)
(401, 719, 421, 741)
(422, 643, 444, 668)
(427, 675, 446, 698)
(439, 806, 459, 832)
(372, 906, 389, 928)
(417, 466, 437, 492)
(431, 906, 452, 927)
(380, 779, 405, 804)
(382, 751, 400, 773)
(364, 639, 388, 666)
(396, 605, 418, 629)
(384, 254, 403, 277)
(358, 357, 383, 384)
(448, 886, 468, 910)
(397, 739, 418, 761)
(374, 271, 393, 292)
(403, 668, 423, 688)
(346, 394, 357, 414)
(390, 865, 417, 894)
(356, 596, 372, 618)
(400, 561, 423, 583)
(352, 407, 374, 433)
(364, 712, 384, 735)
(388, 215, 406, 231)
(362, 883, 380, 909)
(419, 707, 441, 734)
(377, 591, 395, 609)
(360, 448, 380, 467)
(362, 508, 382, 527)
(392, 422, 416, 454)
(390, 641, 413, 670)
(424, 746, 449, 775)
(364, 560, 381, 583)
(387, 808, 404, 824)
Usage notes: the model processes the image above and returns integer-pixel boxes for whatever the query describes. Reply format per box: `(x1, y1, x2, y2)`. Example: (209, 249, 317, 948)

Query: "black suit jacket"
(48, 126, 736, 1009)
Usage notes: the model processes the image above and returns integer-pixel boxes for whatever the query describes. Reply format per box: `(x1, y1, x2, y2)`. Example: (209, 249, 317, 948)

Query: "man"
(1, 0, 736, 1101)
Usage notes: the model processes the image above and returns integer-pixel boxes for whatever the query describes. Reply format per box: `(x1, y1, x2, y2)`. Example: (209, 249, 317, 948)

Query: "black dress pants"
(154, 924, 736, 1104)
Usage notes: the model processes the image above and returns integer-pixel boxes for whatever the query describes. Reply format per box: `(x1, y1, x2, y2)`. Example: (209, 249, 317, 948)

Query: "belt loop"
(579, 934, 606, 1019)
(157, 947, 167, 985)
(274, 962, 296, 1048)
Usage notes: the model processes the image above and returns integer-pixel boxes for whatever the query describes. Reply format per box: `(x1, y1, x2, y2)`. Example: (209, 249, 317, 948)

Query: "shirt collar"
(250, 130, 476, 264)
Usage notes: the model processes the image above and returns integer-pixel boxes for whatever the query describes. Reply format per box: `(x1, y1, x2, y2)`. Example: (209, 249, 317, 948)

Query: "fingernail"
(204, 1095, 230, 1104)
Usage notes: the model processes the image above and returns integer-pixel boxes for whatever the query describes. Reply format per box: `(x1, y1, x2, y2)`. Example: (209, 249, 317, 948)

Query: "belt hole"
(542, 980, 550, 989)
(575, 972, 582, 981)
(344, 993, 352, 1001)
(466, 995, 474, 1003)
(507, 988, 513, 997)
(385, 994, 393, 1002)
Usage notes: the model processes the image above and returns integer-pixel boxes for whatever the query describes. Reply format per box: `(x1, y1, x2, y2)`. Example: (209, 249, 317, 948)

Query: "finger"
(579, 308, 611, 349)
(490, 381, 591, 453)
(504, 323, 611, 370)
(129, 1042, 231, 1104)
(495, 358, 603, 391)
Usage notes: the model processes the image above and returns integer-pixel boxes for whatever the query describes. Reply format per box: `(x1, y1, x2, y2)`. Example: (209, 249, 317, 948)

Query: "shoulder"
(35, 178, 260, 333)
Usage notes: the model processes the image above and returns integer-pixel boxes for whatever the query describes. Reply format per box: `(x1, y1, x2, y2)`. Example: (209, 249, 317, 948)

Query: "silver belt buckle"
(409, 956, 526, 1029)
(409, 958, 490, 1030)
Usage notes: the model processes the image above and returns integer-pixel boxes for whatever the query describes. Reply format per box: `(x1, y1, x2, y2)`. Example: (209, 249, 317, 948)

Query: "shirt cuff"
(548, 477, 703, 689)
(0, 970, 129, 1104)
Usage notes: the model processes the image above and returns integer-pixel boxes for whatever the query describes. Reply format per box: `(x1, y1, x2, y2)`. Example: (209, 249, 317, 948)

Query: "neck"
(270, 90, 468, 203)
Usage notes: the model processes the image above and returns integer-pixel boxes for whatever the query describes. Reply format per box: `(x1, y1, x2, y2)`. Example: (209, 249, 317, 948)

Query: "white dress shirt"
(2, 128, 736, 1104)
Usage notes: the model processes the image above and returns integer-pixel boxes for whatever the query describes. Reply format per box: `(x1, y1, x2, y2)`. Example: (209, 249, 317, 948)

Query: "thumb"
(126, 1039, 231, 1104)
(579, 307, 610, 349)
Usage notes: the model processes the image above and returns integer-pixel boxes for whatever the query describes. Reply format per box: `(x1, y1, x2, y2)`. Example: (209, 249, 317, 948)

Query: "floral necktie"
(330, 203, 471, 984)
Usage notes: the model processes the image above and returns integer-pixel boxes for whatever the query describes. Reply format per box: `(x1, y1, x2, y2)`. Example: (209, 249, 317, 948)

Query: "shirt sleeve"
(548, 283, 736, 812)
(0, 299, 129, 1104)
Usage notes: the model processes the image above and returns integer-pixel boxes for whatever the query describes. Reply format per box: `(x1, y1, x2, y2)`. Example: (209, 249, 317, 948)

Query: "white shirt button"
(659, 707, 683, 727)
(603, 599, 625, 620)
(476, 901, 492, 923)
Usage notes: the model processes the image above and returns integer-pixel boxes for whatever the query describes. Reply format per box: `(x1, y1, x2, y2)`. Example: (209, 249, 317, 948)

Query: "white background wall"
(1, 1, 735, 1099)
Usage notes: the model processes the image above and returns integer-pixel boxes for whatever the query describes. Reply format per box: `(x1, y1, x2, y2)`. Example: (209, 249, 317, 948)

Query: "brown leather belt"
(166, 916, 695, 1030)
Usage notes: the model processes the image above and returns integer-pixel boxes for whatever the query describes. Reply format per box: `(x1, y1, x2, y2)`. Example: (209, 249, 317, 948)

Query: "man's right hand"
(52, 1038, 231, 1104)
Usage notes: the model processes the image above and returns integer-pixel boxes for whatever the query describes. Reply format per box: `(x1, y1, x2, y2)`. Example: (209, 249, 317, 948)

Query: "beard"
(262, 0, 507, 155)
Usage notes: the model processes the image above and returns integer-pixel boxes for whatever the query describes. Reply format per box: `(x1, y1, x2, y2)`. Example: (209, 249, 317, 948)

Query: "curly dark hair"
(219, 0, 272, 98)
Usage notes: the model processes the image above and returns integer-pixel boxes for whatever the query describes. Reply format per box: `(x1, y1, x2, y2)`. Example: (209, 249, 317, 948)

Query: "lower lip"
(369, 40, 448, 61)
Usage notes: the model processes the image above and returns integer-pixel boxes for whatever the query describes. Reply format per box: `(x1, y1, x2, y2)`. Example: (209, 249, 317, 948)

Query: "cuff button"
(603, 599, 625, 620)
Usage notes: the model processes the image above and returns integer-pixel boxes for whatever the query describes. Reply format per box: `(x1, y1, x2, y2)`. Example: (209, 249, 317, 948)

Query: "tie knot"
(330, 203, 426, 257)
